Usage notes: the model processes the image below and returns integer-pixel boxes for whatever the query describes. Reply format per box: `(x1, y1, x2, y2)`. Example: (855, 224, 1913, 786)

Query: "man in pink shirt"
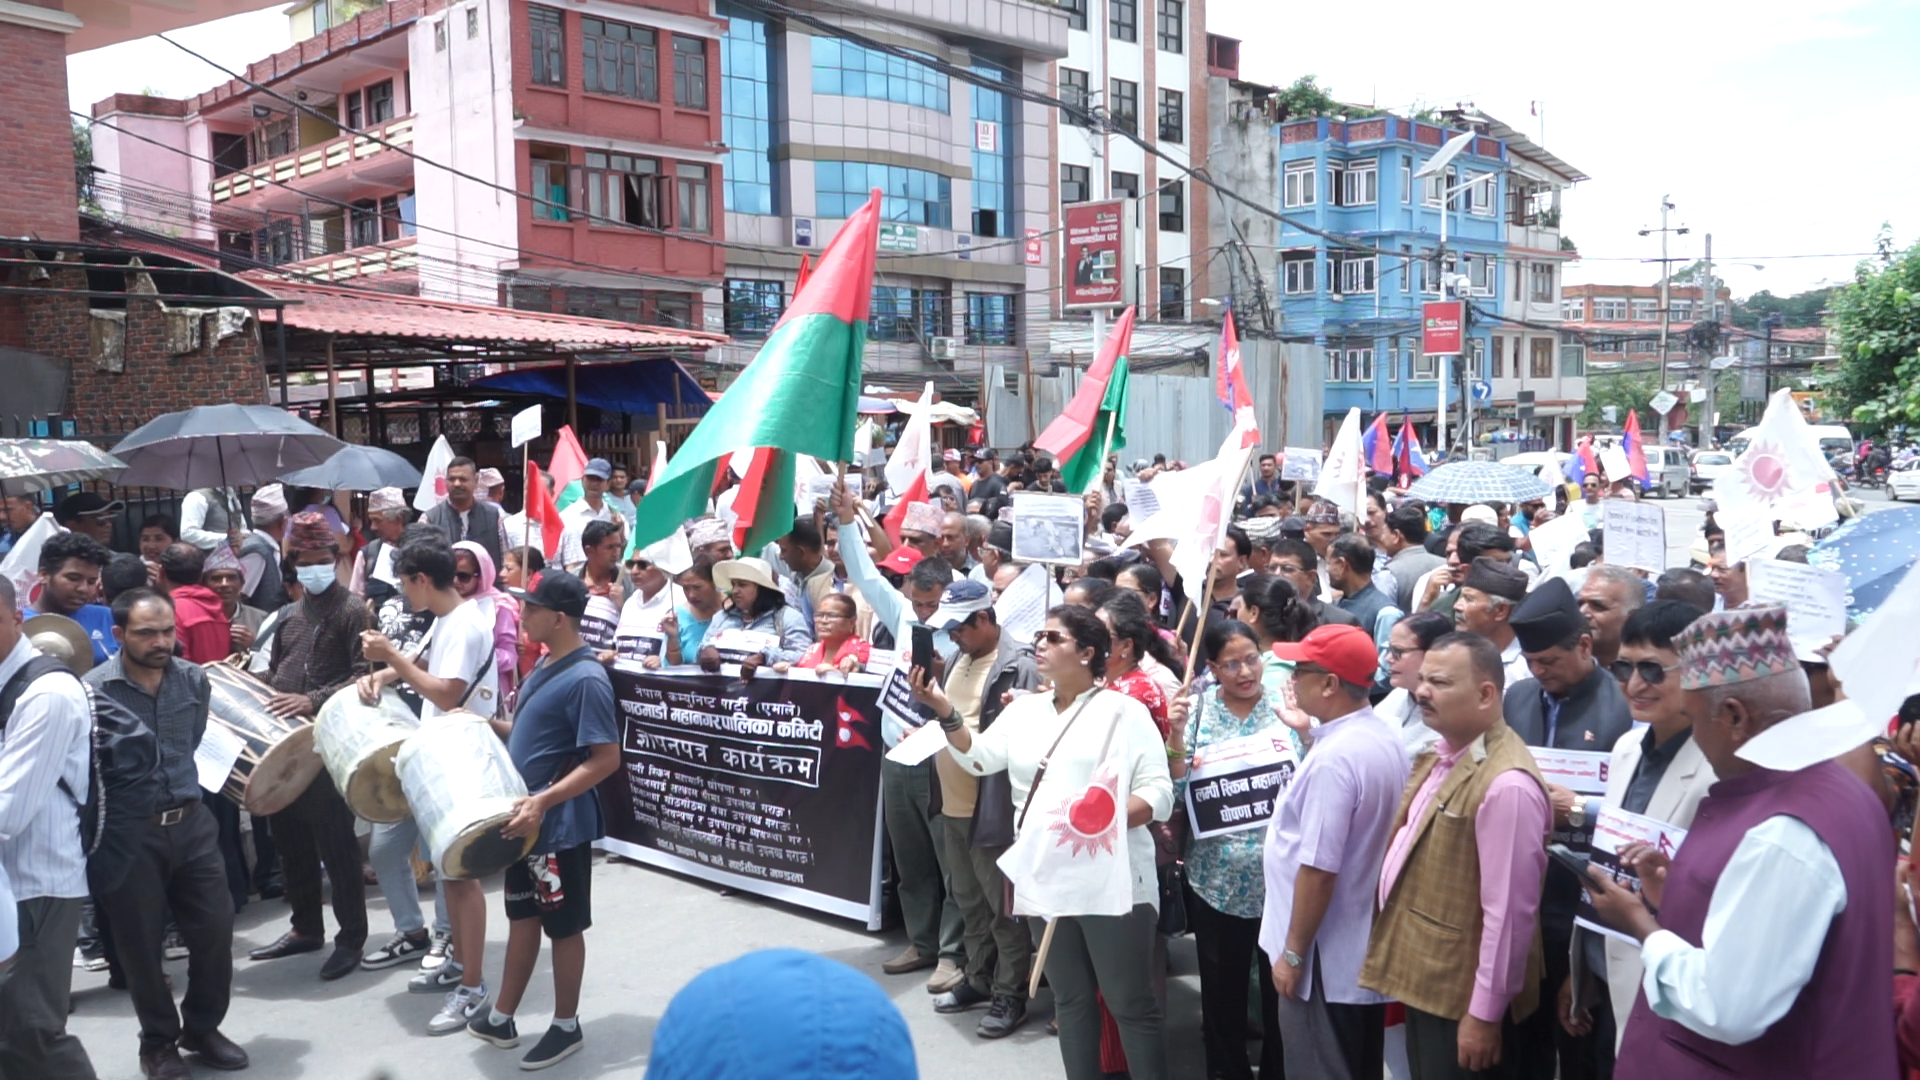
(1359, 632, 1552, 1078)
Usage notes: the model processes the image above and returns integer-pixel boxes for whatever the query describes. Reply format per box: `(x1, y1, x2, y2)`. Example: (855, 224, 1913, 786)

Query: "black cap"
(508, 569, 589, 618)
(53, 491, 124, 524)
(1511, 576, 1585, 652)
(1462, 556, 1529, 603)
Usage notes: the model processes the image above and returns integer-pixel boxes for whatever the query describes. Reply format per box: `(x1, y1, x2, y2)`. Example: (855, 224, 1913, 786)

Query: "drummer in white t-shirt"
(358, 537, 501, 1036)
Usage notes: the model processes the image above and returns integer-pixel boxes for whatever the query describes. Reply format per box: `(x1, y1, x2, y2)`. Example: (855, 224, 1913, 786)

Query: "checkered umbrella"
(1405, 461, 1555, 505)
(0, 438, 124, 495)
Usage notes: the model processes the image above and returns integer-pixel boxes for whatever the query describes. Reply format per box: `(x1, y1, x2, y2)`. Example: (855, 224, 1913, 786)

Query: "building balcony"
(211, 114, 416, 210)
(278, 237, 418, 285)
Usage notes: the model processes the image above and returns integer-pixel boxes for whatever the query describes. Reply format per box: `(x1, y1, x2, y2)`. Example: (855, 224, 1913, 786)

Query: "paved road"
(65, 853, 1212, 1080)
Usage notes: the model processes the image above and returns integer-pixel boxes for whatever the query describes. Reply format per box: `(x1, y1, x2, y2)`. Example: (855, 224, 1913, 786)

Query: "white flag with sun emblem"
(1713, 388, 1839, 529)
(997, 712, 1135, 919)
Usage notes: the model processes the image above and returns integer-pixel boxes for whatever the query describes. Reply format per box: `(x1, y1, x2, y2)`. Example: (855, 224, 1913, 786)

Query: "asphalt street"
(65, 852, 1211, 1080)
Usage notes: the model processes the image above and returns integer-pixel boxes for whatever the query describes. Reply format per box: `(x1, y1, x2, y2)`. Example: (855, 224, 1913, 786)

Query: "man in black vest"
(424, 457, 506, 574)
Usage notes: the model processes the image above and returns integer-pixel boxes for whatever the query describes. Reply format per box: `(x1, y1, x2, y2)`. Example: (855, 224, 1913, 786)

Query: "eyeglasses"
(1386, 645, 1422, 661)
(1271, 563, 1307, 576)
(626, 560, 653, 571)
(1609, 659, 1682, 686)
(1213, 655, 1263, 676)
(453, 572, 478, 584)
(1033, 629, 1071, 648)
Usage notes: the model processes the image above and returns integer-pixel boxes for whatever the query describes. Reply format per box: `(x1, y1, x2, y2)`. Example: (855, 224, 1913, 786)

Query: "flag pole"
(1029, 920, 1056, 999)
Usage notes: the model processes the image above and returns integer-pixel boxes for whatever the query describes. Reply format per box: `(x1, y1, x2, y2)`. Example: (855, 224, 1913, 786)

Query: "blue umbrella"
(1808, 506, 1920, 618)
(1405, 460, 1554, 505)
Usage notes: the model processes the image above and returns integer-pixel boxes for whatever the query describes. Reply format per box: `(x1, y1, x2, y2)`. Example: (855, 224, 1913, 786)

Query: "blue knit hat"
(645, 949, 917, 1080)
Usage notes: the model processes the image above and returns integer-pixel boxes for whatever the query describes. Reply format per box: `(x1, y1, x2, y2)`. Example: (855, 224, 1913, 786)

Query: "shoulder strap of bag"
(453, 647, 496, 712)
(1013, 688, 1105, 833)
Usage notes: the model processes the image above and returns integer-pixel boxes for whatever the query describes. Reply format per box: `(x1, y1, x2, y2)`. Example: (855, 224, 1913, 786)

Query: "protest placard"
(1602, 500, 1666, 573)
(1598, 444, 1633, 484)
(1574, 806, 1687, 944)
(1717, 505, 1775, 566)
(1527, 511, 1589, 573)
(1532, 747, 1612, 795)
(1122, 479, 1160, 519)
(1182, 729, 1298, 839)
(994, 562, 1055, 644)
(1011, 493, 1085, 564)
(1280, 447, 1322, 482)
(1747, 557, 1848, 654)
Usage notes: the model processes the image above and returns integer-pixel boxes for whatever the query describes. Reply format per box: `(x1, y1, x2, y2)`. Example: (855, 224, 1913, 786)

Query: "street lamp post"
(1415, 130, 1502, 457)
(1639, 197, 1688, 441)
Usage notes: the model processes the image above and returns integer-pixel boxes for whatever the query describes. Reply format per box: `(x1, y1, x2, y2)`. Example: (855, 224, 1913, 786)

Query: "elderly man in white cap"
(475, 468, 507, 505)
(239, 484, 290, 611)
(349, 487, 411, 607)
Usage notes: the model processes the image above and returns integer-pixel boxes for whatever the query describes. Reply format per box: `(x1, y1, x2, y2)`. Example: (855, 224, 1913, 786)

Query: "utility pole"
(1700, 233, 1714, 448)
(1639, 197, 1688, 441)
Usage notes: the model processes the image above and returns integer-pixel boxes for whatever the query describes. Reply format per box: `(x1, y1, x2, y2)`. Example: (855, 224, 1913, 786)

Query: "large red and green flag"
(629, 190, 880, 554)
(1035, 306, 1135, 494)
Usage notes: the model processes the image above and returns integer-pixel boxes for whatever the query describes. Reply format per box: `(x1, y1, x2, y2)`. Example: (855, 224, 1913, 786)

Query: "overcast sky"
(69, 0, 1915, 299)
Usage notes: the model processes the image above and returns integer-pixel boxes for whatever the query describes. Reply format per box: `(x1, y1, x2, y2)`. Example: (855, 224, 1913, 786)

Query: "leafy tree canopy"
(1828, 240, 1920, 431)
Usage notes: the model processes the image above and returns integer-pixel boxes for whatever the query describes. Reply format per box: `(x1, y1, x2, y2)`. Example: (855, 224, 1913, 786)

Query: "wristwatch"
(1283, 949, 1304, 970)
(1568, 800, 1587, 829)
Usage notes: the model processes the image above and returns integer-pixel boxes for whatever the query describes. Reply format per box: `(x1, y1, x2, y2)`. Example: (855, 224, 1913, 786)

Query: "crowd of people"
(0, 433, 1912, 1080)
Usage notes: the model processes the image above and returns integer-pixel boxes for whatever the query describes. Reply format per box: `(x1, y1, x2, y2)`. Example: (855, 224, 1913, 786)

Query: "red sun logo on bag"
(1046, 765, 1121, 858)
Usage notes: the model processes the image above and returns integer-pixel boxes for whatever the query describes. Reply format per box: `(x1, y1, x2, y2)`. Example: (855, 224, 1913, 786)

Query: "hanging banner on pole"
(1423, 300, 1465, 355)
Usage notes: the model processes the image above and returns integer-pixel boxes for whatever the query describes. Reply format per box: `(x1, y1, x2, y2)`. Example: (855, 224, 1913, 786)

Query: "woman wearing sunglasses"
(931, 605, 1173, 1080)
(1165, 620, 1291, 1080)
(1565, 599, 1713, 1051)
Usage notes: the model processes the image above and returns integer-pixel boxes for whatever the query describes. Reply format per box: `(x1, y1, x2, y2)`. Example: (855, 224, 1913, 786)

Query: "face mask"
(296, 564, 337, 593)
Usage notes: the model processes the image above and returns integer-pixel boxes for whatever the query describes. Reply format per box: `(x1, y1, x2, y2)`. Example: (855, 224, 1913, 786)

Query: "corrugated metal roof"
(258, 279, 727, 349)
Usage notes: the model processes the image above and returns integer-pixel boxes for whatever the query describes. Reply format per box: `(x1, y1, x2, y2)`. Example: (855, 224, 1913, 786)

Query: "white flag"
(1169, 414, 1261, 597)
(996, 748, 1134, 918)
(885, 382, 937, 499)
(1712, 388, 1838, 529)
(1314, 407, 1366, 520)
(1, 513, 61, 606)
(413, 434, 456, 512)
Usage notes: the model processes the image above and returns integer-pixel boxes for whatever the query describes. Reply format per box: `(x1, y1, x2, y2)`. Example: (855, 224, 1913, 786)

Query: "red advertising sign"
(1024, 227, 1045, 267)
(1062, 199, 1131, 309)
(1422, 300, 1465, 355)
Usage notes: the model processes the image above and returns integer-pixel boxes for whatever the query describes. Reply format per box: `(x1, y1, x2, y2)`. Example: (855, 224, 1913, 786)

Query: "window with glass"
(1529, 337, 1554, 378)
(582, 17, 659, 100)
(1388, 337, 1402, 381)
(585, 150, 665, 227)
(345, 89, 362, 130)
(1412, 348, 1438, 380)
(1630, 298, 1658, 321)
(1060, 68, 1091, 127)
(530, 143, 571, 221)
(1592, 336, 1625, 354)
(965, 293, 1017, 345)
(1110, 79, 1138, 135)
(811, 37, 949, 111)
(816, 161, 952, 226)
(1467, 171, 1495, 215)
(1594, 298, 1628, 321)
(1157, 88, 1183, 143)
(530, 6, 565, 87)
(1561, 297, 1585, 321)
(1111, 171, 1139, 199)
(1061, 163, 1090, 204)
(1158, 178, 1184, 231)
(467, 7, 479, 37)
(350, 199, 380, 248)
(365, 79, 395, 123)
(1061, 0, 1087, 30)
(1158, 268, 1185, 321)
(1467, 253, 1494, 296)
(1670, 299, 1695, 321)
(677, 163, 711, 232)
(1561, 336, 1586, 376)
(1110, 0, 1136, 41)
(1283, 161, 1315, 207)
(870, 286, 951, 342)
(1156, 0, 1183, 51)
(672, 35, 708, 109)
(1339, 159, 1377, 205)
(720, 4, 774, 214)
(971, 65, 1010, 237)
(381, 192, 415, 240)
(1400, 156, 1411, 204)
(724, 279, 783, 337)
(1335, 255, 1375, 295)
(1467, 338, 1486, 379)
(1282, 252, 1316, 294)
(1530, 262, 1556, 303)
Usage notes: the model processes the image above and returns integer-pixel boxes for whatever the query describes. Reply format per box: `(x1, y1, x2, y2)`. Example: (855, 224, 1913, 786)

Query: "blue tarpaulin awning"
(468, 359, 708, 416)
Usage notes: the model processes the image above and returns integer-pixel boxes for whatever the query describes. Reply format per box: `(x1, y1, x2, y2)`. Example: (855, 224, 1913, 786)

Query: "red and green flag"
(548, 426, 591, 512)
(629, 190, 881, 554)
(1035, 306, 1135, 494)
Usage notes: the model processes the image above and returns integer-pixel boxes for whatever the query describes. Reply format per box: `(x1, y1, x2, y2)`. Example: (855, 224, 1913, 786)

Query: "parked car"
(1690, 450, 1735, 494)
(1645, 445, 1691, 499)
(1890, 459, 1920, 502)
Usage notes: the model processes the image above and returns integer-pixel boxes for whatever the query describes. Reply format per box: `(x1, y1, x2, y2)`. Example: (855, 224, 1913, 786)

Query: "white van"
(1726, 424, 1853, 461)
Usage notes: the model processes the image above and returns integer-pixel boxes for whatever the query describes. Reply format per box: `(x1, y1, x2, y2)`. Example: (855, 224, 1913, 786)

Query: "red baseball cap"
(1272, 625, 1378, 686)
(878, 547, 925, 575)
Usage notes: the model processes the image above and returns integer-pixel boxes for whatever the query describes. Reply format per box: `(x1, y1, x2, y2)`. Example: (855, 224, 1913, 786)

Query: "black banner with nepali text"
(592, 664, 887, 927)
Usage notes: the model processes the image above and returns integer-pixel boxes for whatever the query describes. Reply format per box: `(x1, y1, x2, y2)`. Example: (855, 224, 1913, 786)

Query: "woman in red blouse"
(777, 593, 870, 676)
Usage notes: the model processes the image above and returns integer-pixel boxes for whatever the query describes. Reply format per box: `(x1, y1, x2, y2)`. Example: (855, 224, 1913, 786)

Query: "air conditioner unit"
(929, 337, 959, 360)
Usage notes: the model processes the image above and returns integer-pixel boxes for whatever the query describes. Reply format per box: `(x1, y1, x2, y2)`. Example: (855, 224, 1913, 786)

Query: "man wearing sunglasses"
(1564, 600, 1713, 1058)
(1499, 577, 1632, 1078)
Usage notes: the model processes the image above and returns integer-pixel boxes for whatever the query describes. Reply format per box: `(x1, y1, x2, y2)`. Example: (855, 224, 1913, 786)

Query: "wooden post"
(1029, 920, 1056, 999)
(566, 353, 579, 432)
(325, 334, 339, 438)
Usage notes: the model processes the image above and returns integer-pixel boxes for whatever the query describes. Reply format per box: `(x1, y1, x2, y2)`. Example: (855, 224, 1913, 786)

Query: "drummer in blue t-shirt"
(22, 532, 118, 664)
(472, 570, 621, 1069)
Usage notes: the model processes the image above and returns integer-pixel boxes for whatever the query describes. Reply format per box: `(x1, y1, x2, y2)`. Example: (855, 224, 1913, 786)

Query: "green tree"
(1273, 76, 1374, 121)
(1828, 242, 1920, 431)
(1579, 368, 1658, 431)
(1732, 286, 1835, 330)
(73, 119, 100, 216)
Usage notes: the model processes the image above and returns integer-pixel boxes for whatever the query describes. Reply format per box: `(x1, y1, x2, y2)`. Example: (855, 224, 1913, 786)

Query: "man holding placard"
(1500, 578, 1632, 1078)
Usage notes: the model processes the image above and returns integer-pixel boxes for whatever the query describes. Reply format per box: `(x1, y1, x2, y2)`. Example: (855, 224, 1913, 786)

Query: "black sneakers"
(977, 995, 1027, 1039)
(520, 1024, 584, 1071)
(361, 930, 430, 970)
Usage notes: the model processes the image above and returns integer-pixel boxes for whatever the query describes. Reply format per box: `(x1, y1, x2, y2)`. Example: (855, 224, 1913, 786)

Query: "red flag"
(524, 460, 565, 560)
(794, 254, 812, 295)
(1216, 310, 1261, 449)
(1034, 307, 1135, 467)
(880, 471, 931, 546)
(549, 425, 589, 494)
(730, 446, 786, 551)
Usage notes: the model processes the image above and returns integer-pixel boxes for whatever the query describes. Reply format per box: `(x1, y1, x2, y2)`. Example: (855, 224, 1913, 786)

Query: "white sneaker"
(420, 929, 453, 971)
(429, 984, 489, 1035)
(409, 960, 463, 994)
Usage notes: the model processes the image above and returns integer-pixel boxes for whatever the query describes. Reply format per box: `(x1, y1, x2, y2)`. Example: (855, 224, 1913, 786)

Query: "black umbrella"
(279, 444, 422, 492)
(110, 404, 345, 491)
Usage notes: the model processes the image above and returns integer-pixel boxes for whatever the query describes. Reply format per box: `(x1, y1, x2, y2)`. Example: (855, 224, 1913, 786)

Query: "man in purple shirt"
(1262, 625, 1411, 1080)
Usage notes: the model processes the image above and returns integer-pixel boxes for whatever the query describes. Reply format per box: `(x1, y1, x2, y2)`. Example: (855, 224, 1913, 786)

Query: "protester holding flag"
(939, 604, 1173, 1080)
